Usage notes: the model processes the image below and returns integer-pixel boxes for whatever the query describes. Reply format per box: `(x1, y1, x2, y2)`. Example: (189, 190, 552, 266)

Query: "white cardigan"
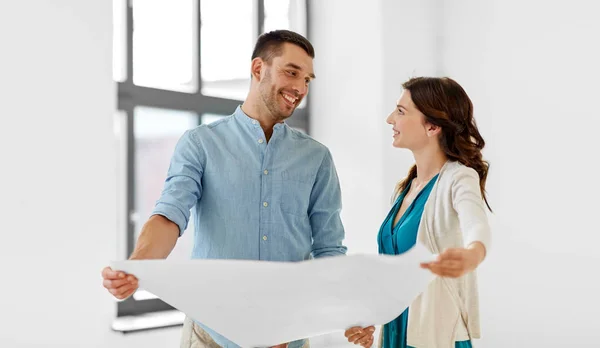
(379, 160, 492, 348)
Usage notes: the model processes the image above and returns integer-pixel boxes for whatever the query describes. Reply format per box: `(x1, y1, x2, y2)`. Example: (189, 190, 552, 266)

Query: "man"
(102, 30, 347, 348)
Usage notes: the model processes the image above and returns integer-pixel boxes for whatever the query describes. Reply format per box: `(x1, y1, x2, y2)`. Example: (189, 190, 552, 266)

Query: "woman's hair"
(394, 77, 492, 211)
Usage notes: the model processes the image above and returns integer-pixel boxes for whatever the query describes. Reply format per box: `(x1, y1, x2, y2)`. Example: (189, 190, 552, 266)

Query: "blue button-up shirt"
(151, 106, 347, 347)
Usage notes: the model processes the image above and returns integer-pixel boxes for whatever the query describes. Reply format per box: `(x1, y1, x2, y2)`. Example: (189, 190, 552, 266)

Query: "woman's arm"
(421, 167, 491, 277)
(451, 166, 492, 253)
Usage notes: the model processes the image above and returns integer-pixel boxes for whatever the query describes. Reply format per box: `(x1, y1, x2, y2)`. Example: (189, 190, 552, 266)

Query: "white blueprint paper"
(111, 243, 435, 348)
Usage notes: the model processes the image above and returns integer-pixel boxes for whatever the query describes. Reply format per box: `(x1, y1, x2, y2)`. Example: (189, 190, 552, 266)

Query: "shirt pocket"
(280, 170, 313, 217)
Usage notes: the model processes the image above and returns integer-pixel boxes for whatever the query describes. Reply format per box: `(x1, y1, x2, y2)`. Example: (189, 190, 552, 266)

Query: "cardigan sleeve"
(451, 166, 492, 253)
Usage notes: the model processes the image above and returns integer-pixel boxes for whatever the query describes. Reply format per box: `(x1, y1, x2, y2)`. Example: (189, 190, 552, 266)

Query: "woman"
(345, 77, 492, 348)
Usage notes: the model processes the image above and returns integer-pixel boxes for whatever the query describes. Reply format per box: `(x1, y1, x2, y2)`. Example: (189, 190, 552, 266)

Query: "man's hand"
(345, 326, 375, 347)
(420, 242, 486, 278)
(100, 215, 178, 300)
(101, 266, 138, 300)
(269, 344, 288, 348)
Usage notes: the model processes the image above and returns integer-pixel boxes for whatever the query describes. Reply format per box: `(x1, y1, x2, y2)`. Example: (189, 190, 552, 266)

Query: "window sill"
(111, 309, 185, 333)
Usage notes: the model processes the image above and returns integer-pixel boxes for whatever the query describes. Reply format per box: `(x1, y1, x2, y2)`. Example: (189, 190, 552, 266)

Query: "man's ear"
(251, 58, 263, 82)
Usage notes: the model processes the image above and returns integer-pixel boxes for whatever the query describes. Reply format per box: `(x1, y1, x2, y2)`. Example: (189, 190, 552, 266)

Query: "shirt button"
(263, 170, 269, 175)
(263, 202, 268, 207)
(263, 235, 268, 241)
(258, 138, 264, 144)
(252, 120, 257, 125)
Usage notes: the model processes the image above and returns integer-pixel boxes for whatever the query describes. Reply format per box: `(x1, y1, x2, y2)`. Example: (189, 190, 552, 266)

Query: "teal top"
(377, 174, 472, 348)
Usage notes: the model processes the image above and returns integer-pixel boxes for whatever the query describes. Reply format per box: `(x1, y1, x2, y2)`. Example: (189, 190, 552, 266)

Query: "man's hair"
(251, 30, 315, 64)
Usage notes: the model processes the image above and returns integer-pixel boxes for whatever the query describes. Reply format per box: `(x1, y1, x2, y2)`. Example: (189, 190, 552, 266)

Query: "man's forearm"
(129, 214, 179, 260)
(312, 245, 347, 258)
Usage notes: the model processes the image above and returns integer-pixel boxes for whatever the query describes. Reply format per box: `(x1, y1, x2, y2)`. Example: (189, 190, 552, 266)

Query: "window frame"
(115, 0, 311, 321)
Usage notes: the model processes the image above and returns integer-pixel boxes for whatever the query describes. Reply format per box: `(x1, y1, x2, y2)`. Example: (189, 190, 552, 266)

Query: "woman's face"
(386, 90, 437, 150)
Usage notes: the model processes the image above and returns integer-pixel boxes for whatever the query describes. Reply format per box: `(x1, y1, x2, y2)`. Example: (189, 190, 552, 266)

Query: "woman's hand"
(420, 242, 486, 278)
(344, 326, 375, 347)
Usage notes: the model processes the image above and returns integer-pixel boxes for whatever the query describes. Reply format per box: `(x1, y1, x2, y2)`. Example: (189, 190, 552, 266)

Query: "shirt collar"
(233, 105, 259, 128)
(233, 105, 287, 131)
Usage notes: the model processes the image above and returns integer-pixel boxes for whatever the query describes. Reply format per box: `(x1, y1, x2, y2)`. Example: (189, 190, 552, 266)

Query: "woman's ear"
(426, 123, 442, 137)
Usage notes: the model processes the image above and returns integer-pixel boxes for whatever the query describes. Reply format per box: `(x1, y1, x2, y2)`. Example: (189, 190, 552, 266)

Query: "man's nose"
(292, 83, 307, 98)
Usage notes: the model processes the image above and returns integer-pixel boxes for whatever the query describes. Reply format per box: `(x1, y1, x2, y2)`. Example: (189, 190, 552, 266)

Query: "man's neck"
(241, 98, 278, 141)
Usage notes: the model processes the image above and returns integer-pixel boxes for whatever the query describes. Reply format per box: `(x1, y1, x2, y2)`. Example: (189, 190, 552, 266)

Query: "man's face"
(258, 43, 315, 122)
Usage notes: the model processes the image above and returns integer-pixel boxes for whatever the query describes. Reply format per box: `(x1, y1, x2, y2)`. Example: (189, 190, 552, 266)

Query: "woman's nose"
(386, 114, 394, 124)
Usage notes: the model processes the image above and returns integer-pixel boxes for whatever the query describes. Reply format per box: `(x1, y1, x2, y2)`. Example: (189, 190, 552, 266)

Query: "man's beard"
(259, 71, 294, 122)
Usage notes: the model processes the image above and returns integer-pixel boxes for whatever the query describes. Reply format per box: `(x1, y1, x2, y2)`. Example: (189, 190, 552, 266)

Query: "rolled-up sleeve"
(308, 150, 347, 258)
(151, 129, 204, 236)
(451, 166, 492, 253)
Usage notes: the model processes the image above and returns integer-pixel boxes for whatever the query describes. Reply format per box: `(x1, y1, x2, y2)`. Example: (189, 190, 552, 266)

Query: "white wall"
(440, 1, 600, 346)
(0, 2, 181, 347)
(310, 0, 441, 255)
(310, 0, 386, 256)
(380, 0, 441, 200)
(311, 0, 600, 347)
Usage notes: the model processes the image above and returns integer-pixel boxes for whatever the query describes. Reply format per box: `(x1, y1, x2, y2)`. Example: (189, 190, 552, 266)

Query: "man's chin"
(276, 115, 292, 123)
(276, 108, 294, 120)
(267, 101, 295, 121)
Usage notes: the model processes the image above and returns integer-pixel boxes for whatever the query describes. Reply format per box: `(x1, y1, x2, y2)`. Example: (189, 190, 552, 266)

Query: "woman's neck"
(412, 146, 448, 185)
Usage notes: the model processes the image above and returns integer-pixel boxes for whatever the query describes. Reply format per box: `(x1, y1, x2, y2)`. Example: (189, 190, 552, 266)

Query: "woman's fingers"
(347, 326, 375, 344)
(344, 327, 362, 338)
(357, 332, 374, 346)
(421, 249, 470, 277)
